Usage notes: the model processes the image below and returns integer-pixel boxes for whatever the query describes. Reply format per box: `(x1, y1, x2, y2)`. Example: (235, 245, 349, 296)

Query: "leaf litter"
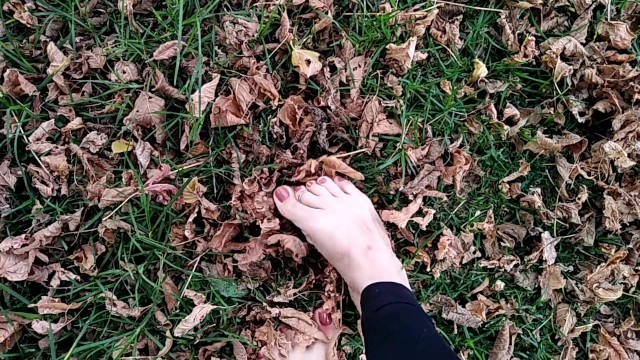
(0, 0, 639, 359)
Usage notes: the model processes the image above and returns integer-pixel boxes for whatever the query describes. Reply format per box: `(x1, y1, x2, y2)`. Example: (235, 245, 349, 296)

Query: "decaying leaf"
(598, 21, 635, 49)
(29, 296, 81, 315)
(186, 75, 221, 117)
(104, 291, 146, 318)
(124, 91, 166, 143)
(264, 234, 309, 263)
(2, 69, 39, 97)
(291, 46, 323, 79)
(489, 321, 520, 360)
(470, 59, 488, 83)
(111, 139, 135, 153)
(174, 304, 217, 337)
(152, 40, 180, 61)
(431, 295, 484, 328)
(501, 161, 531, 183)
(385, 37, 427, 75)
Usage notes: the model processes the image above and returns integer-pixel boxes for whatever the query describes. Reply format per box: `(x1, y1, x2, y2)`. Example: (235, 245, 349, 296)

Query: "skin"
(272, 176, 410, 359)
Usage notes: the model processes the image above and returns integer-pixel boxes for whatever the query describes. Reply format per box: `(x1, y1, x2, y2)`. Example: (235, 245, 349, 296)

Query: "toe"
(274, 186, 323, 221)
(313, 308, 339, 339)
(305, 180, 332, 198)
(317, 177, 344, 197)
(294, 185, 326, 209)
(334, 176, 362, 196)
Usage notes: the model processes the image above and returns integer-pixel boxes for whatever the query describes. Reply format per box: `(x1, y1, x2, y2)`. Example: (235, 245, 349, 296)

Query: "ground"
(0, 0, 639, 359)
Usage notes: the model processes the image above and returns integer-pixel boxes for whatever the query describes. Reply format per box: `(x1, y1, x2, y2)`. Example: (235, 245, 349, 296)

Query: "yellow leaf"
(183, 177, 202, 204)
(111, 139, 135, 153)
(291, 46, 323, 78)
(470, 59, 488, 83)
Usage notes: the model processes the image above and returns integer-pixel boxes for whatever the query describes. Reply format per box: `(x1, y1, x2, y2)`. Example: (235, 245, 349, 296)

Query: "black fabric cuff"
(360, 282, 420, 315)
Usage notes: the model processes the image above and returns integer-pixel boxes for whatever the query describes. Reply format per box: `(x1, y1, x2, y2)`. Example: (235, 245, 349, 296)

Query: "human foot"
(273, 176, 410, 311)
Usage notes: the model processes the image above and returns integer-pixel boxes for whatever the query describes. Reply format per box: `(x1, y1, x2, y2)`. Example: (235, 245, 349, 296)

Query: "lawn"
(0, 0, 639, 359)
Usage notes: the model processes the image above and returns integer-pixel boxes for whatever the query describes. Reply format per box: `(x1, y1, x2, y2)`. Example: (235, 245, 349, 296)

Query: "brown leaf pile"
(1, 0, 639, 359)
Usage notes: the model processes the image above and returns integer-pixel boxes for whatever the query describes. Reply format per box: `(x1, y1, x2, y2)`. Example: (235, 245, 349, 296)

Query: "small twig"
(181, 253, 205, 299)
(435, 0, 507, 13)
(167, 160, 205, 177)
(333, 149, 368, 158)
(103, 191, 140, 221)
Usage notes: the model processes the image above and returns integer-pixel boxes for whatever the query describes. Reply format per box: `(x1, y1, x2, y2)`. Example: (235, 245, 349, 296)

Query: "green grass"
(1, 0, 638, 359)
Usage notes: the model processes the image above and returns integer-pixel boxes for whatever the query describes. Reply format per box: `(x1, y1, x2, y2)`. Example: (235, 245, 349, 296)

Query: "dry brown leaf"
(540, 265, 566, 300)
(0, 250, 34, 281)
(2, 68, 38, 97)
(0, 160, 17, 190)
(108, 61, 140, 83)
(124, 92, 166, 143)
(385, 37, 425, 75)
(319, 156, 364, 181)
(184, 289, 207, 306)
(272, 307, 328, 342)
(104, 291, 146, 318)
(182, 177, 204, 204)
(555, 303, 577, 337)
(264, 234, 309, 263)
(489, 320, 520, 360)
(186, 75, 221, 117)
(433, 228, 481, 278)
(276, 11, 292, 43)
(232, 341, 248, 360)
(159, 272, 179, 313)
(208, 221, 241, 251)
(29, 296, 81, 315)
(211, 95, 249, 127)
(595, 327, 631, 360)
(31, 319, 68, 335)
(291, 46, 323, 79)
(541, 231, 559, 266)
(359, 96, 402, 151)
(501, 161, 531, 183)
(98, 187, 138, 208)
(151, 68, 186, 101)
(69, 243, 106, 276)
(152, 40, 180, 61)
(80, 131, 108, 153)
(174, 303, 217, 337)
(98, 218, 133, 244)
(440, 79, 453, 95)
(381, 195, 423, 229)
(431, 295, 484, 328)
(134, 140, 153, 173)
(598, 21, 635, 50)
(602, 141, 636, 170)
(2, 0, 38, 28)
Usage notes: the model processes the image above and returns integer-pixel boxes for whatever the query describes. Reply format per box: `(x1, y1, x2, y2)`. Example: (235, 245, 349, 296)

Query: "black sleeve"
(360, 282, 459, 360)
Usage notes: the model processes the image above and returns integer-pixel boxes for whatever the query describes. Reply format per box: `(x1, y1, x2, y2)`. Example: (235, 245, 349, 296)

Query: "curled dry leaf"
(430, 295, 484, 328)
(501, 161, 531, 183)
(293, 156, 364, 182)
(108, 61, 140, 83)
(104, 291, 146, 318)
(555, 303, 577, 337)
(2, 68, 39, 97)
(2, 0, 38, 28)
(151, 68, 186, 101)
(291, 46, 323, 79)
(152, 40, 180, 61)
(31, 319, 68, 335)
(29, 296, 81, 315)
(381, 195, 435, 230)
(264, 234, 308, 263)
(598, 21, 635, 50)
(98, 186, 138, 208)
(69, 243, 106, 276)
(186, 75, 221, 117)
(385, 37, 427, 75)
(174, 303, 217, 337)
(159, 272, 179, 313)
(124, 91, 166, 143)
(470, 59, 488, 83)
(80, 131, 108, 153)
(489, 320, 520, 360)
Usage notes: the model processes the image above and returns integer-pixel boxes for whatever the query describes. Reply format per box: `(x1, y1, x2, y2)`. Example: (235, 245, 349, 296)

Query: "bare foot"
(273, 176, 410, 311)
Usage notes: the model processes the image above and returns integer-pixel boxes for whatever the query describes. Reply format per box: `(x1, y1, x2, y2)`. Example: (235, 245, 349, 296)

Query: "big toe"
(274, 186, 321, 225)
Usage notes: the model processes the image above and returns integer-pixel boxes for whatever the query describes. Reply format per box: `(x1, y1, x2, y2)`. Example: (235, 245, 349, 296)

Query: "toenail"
(318, 177, 327, 184)
(275, 187, 289, 202)
(335, 175, 344, 182)
(306, 181, 315, 187)
(318, 311, 332, 326)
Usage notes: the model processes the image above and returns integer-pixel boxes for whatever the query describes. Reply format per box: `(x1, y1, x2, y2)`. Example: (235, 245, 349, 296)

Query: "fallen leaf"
(602, 141, 636, 170)
(124, 91, 166, 143)
(98, 187, 138, 208)
(31, 319, 67, 335)
(151, 68, 186, 101)
(0, 251, 34, 281)
(264, 234, 309, 263)
(104, 291, 146, 318)
(69, 243, 106, 276)
(111, 139, 135, 153)
(2, 68, 39, 97)
(598, 21, 635, 50)
(319, 156, 364, 181)
(501, 161, 531, 183)
(381, 195, 423, 229)
(541, 231, 559, 266)
(0, 160, 17, 190)
(385, 37, 426, 75)
(272, 307, 328, 342)
(470, 59, 488, 83)
(29, 296, 81, 314)
(174, 303, 217, 337)
(211, 95, 249, 127)
(134, 140, 153, 173)
(152, 40, 180, 61)
(159, 272, 179, 313)
(291, 46, 323, 79)
(555, 303, 577, 337)
(540, 265, 566, 300)
(431, 295, 484, 328)
(489, 320, 520, 360)
(108, 60, 139, 83)
(80, 131, 108, 153)
(183, 177, 205, 204)
(186, 75, 221, 117)
(2, 0, 38, 28)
